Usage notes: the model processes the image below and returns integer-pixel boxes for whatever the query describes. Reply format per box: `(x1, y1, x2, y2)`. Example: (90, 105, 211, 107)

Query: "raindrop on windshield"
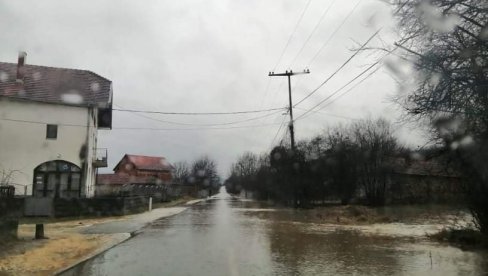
(32, 71, 41, 81)
(0, 71, 8, 82)
(417, 1, 461, 33)
(90, 82, 100, 92)
(61, 90, 84, 105)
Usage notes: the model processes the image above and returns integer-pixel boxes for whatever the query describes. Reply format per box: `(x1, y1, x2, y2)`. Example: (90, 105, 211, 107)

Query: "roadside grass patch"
(312, 205, 392, 224)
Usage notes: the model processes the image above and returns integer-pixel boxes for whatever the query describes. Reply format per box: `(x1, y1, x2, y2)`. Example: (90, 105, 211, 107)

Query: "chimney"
(16, 51, 27, 83)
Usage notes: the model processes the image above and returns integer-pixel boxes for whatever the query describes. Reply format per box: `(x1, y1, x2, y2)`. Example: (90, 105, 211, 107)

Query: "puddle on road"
(62, 195, 488, 276)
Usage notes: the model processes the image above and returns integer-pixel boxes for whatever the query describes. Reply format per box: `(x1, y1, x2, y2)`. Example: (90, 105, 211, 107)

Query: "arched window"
(33, 161, 81, 198)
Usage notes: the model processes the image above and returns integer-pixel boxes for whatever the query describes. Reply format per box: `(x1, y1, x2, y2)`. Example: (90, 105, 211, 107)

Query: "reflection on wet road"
(63, 188, 488, 276)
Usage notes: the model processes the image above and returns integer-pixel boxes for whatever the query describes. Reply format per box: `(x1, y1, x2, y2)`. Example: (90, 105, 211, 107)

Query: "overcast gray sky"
(0, 0, 428, 177)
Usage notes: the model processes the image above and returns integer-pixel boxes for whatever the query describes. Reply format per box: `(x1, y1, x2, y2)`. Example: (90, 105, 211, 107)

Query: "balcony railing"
(93, 148, 108, 168)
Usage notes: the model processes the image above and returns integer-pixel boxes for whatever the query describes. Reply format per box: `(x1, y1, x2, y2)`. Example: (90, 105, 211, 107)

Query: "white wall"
(85, 107, 97, 197)
(0, 98, 98, 197)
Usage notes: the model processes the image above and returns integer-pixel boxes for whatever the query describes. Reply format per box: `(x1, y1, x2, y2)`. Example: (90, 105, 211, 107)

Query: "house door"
(33, 161, 81, 198)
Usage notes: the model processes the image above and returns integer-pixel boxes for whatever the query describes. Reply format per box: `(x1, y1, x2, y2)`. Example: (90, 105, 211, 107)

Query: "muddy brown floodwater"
(63, 187, 488, 276)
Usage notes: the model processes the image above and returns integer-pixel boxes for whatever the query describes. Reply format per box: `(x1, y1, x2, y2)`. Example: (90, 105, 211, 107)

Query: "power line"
(113, 122, 285, 131)
(112, 106, 285, 116)
(288, 0, 337, 68)
(393, 0, 411, 15)
(282, 71, 310, 102)
(291, 1, 412, 120)
(294, 107, 360, 120)
(120, 107, 286, 127)
(0, 117, 86, 127)
(272, 0, 313, 71)
(295, 47, 399, 121)
(294, 28, 382, 107)
(316, 66, 381, 112)
(306, 0, 363, 67)
(310, 46, 403, 114)
(258, 78, 273, 109)
(279, 125, 290, 146)
(296, 65, 381, 121)
(295, 60, 381, 121)
(264, 79, 286, 109)
(0, 116, 286, 131)
(294, 46, 472, 122)
(269, 114, 288, 149)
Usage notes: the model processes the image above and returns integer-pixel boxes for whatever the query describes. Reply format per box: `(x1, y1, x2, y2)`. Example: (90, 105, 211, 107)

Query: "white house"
(0, 52, 112, 198)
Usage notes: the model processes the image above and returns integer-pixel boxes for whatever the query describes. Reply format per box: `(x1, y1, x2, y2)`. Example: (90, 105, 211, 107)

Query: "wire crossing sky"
(0, 0, 425, 176)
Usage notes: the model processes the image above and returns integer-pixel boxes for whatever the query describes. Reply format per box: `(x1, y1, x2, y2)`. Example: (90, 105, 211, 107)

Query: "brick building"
(96, 154, 174, 197)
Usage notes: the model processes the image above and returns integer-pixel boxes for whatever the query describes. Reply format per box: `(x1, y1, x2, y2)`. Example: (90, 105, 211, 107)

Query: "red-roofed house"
(95, 154, 174, 197)
(113, 154, 173, 180)
(0, 52, 112, 198)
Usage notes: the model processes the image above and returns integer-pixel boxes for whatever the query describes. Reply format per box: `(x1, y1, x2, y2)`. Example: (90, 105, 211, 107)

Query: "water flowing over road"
(63, 187, 488, 275)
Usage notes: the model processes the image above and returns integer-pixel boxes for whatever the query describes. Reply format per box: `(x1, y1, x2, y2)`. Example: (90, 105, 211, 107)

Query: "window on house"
(46, 124, 58, 139)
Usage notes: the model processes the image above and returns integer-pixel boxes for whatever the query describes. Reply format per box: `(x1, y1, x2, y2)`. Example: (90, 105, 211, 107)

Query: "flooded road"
(64, 188, 488, 276)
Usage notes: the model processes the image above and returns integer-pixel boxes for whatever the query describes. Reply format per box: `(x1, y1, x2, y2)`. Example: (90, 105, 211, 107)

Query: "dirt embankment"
(0, 217, 126, 275)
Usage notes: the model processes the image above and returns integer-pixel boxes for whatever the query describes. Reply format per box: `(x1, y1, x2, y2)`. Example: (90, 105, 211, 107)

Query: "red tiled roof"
(97, 174, 162, 185)
(115, 154, 174, 172)
(0, 62, 112, 107)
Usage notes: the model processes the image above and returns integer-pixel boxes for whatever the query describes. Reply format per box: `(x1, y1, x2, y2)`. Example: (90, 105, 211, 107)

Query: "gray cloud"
(0, 0, 426, 177)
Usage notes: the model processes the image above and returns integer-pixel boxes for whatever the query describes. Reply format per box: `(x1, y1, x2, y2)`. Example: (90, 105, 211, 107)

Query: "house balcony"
(93, 148, 108, 168)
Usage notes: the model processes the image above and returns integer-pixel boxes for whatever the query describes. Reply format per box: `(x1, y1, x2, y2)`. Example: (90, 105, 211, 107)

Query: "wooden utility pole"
(268, 69, 310, 151)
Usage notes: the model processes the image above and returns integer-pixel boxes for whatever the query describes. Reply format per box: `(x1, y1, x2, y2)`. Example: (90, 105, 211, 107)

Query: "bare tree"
(391, 0, 488, 232)
(233, 152, 259, 193)
(352, 118, 400, 206)
(233, 152, 258, 179)
(191, 156, 220, 196)
(391, 0, 488, 129)
(172, 161, 190, 185)
(0, 166, 24, 187)
(322, 128, 360, 205)
(0, 168, 16, 186)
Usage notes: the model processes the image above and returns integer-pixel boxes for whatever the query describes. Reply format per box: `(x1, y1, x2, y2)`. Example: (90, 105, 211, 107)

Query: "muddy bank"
(237, 203, 476, 243)
(310, 204, 471, 225)
(240, 204, 470, 225)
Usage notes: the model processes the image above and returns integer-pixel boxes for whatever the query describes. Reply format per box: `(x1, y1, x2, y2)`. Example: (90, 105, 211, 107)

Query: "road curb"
(54, 232, 131, 275)
(185, 198, 206, 206)
(54, 202, 201, 275)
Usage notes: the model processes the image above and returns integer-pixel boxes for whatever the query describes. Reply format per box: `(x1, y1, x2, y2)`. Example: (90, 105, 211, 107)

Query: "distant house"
(113, 154, 173, 180)
(0, 52, 112, 198)
(96, 154, 174, 197)
(386, 156, 462, 203)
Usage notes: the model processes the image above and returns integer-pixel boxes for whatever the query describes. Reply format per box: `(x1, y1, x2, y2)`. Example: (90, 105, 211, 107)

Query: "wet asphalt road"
(61, 188, 488, 276)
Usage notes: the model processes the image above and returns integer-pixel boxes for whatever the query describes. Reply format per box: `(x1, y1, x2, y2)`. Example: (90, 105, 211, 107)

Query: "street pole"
(269, 69, 310, 208)
(269, 69, 310, 151)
